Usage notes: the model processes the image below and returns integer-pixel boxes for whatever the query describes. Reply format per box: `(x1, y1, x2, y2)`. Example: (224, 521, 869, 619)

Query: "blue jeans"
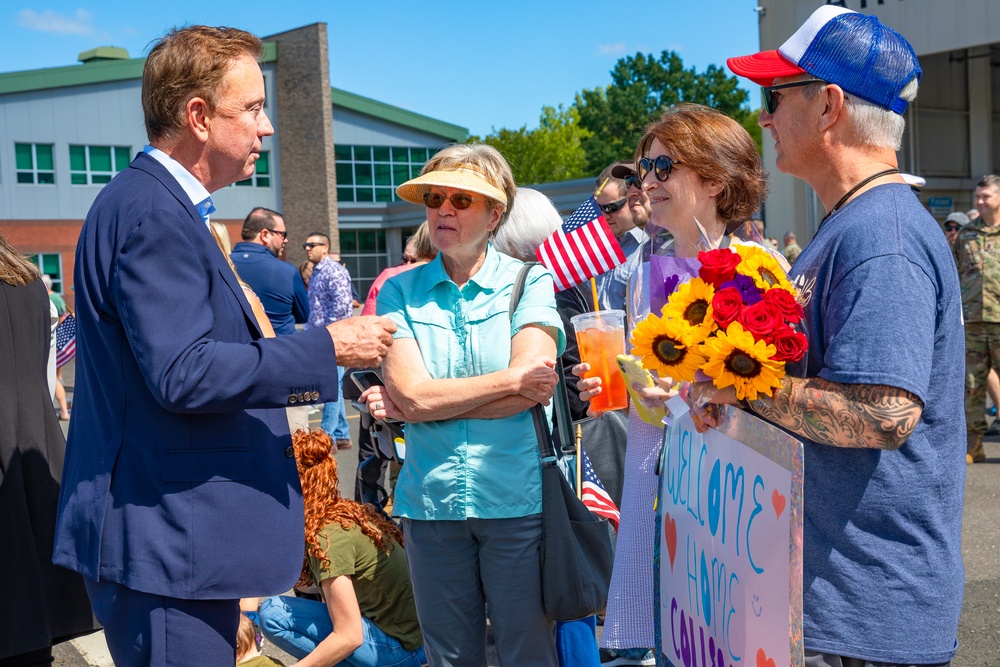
(322, 366, 350, 440)
(258, 595, 426, 667)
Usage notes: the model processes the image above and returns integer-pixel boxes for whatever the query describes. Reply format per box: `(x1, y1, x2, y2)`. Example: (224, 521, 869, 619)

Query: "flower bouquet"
(630, 244, 806, 401)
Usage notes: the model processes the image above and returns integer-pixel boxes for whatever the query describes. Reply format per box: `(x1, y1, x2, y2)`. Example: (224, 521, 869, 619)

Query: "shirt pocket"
(469, 304, 512, 376)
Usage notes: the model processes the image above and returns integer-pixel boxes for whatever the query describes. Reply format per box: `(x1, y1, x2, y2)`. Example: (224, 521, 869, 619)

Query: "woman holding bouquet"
(575, 103, 768, 664)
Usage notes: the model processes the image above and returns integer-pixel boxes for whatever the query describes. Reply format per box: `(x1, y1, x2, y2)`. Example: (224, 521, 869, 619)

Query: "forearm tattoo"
(746, 377, 923, 450)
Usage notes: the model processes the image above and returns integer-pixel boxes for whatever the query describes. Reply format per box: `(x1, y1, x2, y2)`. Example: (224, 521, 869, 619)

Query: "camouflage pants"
(964, 321, 1000, 436)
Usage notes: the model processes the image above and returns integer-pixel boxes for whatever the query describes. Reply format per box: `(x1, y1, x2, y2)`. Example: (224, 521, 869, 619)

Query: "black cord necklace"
(819, 168, 900, 228)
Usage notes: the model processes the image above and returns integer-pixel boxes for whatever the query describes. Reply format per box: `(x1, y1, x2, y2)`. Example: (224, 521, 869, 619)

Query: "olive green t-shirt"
(308, 523, 423, 653)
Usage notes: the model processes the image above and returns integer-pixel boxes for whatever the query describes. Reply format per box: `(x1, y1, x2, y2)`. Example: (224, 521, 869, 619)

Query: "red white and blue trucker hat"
(727, 5, 921, 115)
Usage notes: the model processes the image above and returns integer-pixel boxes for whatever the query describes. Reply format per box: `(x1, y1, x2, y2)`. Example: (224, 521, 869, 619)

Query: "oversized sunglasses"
(944, 224, 961, 231)
(637, 155, 681, 182)
(423, 192, 487, 210)
(599, 197, 628, 215)
(762, 79, 825, 115)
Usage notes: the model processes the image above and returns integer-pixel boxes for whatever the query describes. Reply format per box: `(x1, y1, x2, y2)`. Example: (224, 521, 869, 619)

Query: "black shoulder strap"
(509, 261, 574, 460)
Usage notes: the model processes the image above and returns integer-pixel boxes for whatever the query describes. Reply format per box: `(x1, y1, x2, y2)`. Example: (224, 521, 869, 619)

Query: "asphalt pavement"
(48, 361, 1000, 664)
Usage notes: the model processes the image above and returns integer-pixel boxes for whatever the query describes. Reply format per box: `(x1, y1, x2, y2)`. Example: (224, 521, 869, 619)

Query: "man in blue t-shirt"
(691, 7, 966, 666)
(231, 206, 309, 335)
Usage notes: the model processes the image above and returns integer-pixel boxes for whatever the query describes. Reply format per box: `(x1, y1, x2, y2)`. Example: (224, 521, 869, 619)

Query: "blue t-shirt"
(790, 183, 965, 663)
(377, 247, 566, 520)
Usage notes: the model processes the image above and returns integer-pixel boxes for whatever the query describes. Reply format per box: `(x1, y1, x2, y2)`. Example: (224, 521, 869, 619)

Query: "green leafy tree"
(573, 51, 758, 173)
(470, 105, 591, 185)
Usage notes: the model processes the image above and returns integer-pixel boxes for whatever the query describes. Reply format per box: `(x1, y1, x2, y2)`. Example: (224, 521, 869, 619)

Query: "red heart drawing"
(771, 489, 786, 520)
(664, 513, 677, 571)
(756, 647, 776, 667)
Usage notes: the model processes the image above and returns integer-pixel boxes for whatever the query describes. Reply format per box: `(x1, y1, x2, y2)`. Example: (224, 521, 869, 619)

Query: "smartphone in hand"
(351, 370, 384, 393)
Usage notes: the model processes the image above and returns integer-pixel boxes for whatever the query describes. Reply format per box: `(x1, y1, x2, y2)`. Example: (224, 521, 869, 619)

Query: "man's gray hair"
(843, 77, 919, 150)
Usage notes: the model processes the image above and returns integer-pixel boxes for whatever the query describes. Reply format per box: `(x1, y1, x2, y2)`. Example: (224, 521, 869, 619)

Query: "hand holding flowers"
(631, 244, 807, 403)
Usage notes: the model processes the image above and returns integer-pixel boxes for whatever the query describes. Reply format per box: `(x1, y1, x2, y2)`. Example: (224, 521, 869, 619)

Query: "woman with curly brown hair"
(257, 429, 425, 667)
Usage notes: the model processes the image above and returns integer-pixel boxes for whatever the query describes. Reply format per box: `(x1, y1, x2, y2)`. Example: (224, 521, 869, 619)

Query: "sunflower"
(630, 312, 706, 382)
(662, 277, 717, 343)
(699, 321, 785, 401)
(733, 243, 796, 294)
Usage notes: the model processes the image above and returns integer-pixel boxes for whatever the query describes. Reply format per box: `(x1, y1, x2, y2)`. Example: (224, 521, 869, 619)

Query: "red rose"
(739, 300, 783, 338)
(768, 325, 808, 362)
(762, 287, 804, 324)
(711, 287, 743, 330)
(698, 248, 741, 288)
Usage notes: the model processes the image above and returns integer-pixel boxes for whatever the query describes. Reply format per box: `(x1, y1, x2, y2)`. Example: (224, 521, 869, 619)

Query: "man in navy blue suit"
(53, 26, 396, 666)
(231, 207, 309, 336)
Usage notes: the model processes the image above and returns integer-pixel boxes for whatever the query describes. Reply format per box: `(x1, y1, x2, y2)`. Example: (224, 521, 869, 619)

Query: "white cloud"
(597, 43, 627, 57)
(18, 8, 96, 36)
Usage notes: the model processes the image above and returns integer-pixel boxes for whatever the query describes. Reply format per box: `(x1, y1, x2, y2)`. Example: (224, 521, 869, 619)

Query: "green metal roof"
(0, 42, 279, 96)
(0, 42, 466, 142)
(330, 86, 467, 143)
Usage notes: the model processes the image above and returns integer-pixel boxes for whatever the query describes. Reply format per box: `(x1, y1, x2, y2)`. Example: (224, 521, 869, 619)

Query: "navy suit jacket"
(231, 242, 309, 335)
(54, 152, 340, 599)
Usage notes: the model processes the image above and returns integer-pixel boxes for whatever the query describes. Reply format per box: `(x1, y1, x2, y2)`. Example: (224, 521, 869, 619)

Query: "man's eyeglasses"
(423, 192, 486, 210)
(762, 79, 825, 115)
(302, 242, 327, 250)
(637, 155, 681, 183)
(267, 229, 287, 239)
(599, 197, 628, 215)
(624, 174, 642, 190)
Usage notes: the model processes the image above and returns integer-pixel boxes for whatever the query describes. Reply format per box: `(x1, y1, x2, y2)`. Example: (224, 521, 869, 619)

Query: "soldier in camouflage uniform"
(954, 173, 1000, 462)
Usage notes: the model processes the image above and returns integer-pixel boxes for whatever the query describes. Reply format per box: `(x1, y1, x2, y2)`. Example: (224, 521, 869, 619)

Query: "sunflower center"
(683, 300, 709, 326)
(725, 350, 762, 378)
(653, 335, 686, 364)
(759, 268, 778, 287)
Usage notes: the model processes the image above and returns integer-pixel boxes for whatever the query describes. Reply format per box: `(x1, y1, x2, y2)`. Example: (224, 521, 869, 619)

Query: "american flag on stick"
(55, 313, 77, 368)
(580, 446, 620, 531)
(536, 196, 626, 292)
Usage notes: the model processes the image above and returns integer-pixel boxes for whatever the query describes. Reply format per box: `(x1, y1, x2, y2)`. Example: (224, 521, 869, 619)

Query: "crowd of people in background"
(3, 7, 993, 667)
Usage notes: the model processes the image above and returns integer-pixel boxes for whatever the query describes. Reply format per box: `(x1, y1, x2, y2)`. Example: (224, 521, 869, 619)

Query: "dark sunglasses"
(267, 228, 287, 239)
(423, 192, 486, 210)
(637, 155, 681, 182)
(762, 79, 825, 115)
(624, 174, 642, 190)
(599, 197, 628, 215)
(302, 242, 327, 250)
(945, 224, 961, 231)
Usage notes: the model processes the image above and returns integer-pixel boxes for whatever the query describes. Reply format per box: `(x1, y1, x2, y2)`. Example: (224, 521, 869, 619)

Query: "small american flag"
(580, 446, 620, 531)
(55, 313, 76, 368)
(536, 196, 626, 292)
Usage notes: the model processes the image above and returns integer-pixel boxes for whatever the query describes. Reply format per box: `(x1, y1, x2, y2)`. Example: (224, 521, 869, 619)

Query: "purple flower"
(663, 274, 681, 296)
(720, 274, 763, 305)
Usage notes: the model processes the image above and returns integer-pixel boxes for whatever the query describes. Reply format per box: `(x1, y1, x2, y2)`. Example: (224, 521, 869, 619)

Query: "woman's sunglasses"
(423, 192, 487, 210)
(637, 155, 681, 182)
(945, 224, 961, 232)
(762, 79, 825, 115)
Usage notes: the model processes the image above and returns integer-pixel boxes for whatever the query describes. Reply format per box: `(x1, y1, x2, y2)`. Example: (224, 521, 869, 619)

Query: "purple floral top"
(305, 256, 353, 330)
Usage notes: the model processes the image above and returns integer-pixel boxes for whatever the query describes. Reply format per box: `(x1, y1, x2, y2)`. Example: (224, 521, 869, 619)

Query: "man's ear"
(817, 84, 847, 133)
(186, 97, 211, 143)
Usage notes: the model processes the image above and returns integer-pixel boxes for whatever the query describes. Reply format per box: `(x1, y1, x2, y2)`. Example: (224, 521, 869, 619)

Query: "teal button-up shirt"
(377, 247, 566, 520)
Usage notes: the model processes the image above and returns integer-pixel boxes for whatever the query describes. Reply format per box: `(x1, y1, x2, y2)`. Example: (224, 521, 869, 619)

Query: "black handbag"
(511, 262, 614, 621)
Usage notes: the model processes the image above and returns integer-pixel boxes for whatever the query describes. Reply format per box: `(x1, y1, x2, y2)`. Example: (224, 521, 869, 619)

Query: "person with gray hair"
(717, 6, 966, 665)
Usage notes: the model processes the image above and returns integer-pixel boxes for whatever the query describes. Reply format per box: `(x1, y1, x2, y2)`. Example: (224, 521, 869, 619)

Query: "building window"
(15, 143, 55, 184)
(335, 145, 433, 203)
(340, 229, 387, 298)
(234, 151, 270, 187)
(69, 145, 131, 185)
(29, 253, 64, 293)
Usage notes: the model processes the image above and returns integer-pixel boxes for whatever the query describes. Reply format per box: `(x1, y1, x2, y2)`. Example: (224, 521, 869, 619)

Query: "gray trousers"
(805, 650, 951, 667)
(402, 515, 557, 667)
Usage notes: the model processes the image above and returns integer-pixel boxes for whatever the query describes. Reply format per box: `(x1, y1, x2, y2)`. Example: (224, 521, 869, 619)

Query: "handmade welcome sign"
(654, 397, 804, 667)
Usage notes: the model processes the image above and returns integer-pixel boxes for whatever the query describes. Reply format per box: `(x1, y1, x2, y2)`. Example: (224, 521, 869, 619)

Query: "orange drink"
(571, 310, 628, 413)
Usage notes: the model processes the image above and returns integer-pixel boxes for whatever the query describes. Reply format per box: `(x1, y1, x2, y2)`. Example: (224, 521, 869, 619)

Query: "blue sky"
(2, 1, 763, 137)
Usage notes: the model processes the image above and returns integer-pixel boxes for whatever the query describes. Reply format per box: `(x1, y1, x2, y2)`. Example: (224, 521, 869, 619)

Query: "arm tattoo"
(746, 377, 923, 450)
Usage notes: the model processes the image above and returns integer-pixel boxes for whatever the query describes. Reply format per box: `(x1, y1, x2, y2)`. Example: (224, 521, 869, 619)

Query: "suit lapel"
(130, 154, 264, 339)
